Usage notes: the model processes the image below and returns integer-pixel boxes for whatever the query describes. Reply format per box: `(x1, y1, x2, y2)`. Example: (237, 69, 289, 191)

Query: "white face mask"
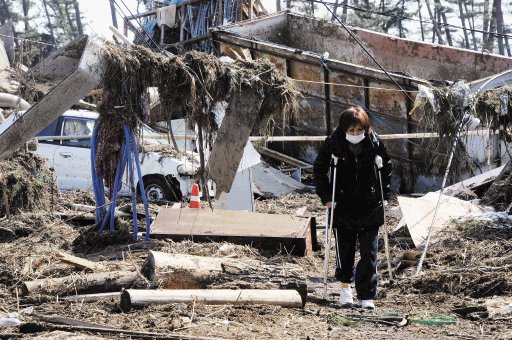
(345, 134, 365, 144)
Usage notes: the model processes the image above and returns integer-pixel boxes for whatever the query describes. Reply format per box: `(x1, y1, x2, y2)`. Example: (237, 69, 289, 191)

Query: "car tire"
(141, 176, 182, 202)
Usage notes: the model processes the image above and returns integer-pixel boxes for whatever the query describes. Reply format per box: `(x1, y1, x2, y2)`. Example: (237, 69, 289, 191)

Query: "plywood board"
(151, 208, 315, 256)
(398, 193, 487, 248)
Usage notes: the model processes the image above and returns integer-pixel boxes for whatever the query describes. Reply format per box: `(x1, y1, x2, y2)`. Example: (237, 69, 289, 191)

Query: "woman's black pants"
(333, 226, 379, 300)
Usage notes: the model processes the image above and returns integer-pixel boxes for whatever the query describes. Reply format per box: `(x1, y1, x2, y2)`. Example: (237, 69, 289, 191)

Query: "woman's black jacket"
(313, 128, 392, 229)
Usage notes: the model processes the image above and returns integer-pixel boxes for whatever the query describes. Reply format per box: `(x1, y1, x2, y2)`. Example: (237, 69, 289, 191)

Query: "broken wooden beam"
(150, 208, 316, 256)
(21, 270, 140, 296)
(63, 292, 120, 303)
(56, 252, 106, 272)
(120, 289, 303, 312)
(207, 83, 264, 197)
(143, 251, 307, 302)
(25, 314, 215, 340)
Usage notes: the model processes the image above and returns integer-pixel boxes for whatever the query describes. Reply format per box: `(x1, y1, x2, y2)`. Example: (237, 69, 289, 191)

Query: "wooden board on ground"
(443, 165, 505, 196)
(150, 208, 316, 256)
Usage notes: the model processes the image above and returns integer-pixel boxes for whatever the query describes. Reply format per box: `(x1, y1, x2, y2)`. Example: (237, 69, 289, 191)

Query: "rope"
(294, 78, 420, 92)
(92, 122, 151, 241)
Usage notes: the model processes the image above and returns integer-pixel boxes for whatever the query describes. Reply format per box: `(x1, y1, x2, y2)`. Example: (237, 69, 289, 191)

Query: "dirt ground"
(1, 186, 511, 339)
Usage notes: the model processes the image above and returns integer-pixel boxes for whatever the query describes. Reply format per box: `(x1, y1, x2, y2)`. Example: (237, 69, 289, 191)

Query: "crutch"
(323, 155, 339, 300)
(375, 155, 393, 280)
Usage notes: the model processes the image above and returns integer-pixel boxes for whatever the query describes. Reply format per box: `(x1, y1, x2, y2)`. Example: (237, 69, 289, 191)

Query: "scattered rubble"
(0, 150, 56, 218)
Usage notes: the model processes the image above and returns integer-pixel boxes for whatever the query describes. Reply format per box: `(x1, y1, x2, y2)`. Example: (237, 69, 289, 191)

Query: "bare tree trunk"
(399, 0, 405, 38)
(464, 0, 477, 50)
(276, 0, 281, 12)
(505, 34, 511, 57)
(64, 2, 77, 38)
(22, 0, 30, 32)
(109, 0, 118, 28)
(434, 0, 452, 46)
(42, 0, 57, 47)
(286, 0, 290, 9)
(417, 0, 425, 41)
(424, 0, 444, 44)
(73, 0, 83, 36)
(341, 0, 348, 23)
(457, 0, 470, 49)
(331, 0, 339, 21)
(483, 0, 497, 52)
(0, 0, 12, 25)
(495, 0, 504, 55)
(483, 0, 490, 44)
(50, 0, 66, 35)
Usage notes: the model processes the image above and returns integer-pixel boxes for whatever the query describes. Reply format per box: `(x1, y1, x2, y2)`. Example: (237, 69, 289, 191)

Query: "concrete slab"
(0, 35, 106, 160)
(151, 207, 316, 256)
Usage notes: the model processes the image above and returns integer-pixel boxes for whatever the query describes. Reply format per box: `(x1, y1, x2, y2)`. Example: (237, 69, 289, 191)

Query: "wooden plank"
(443, 165, 505, 196)
(259, 147, 312, 168)
(248, 130, 488, 142)
(151, 208, 314, 256)
(31, 314, 215, 340)
(56, 252, 106, 272)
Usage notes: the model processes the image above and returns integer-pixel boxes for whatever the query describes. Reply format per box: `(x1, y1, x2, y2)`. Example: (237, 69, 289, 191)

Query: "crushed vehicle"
(34, 109, 201, 202)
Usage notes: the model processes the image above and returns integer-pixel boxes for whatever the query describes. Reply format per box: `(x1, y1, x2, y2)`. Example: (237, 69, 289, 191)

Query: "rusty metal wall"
(221, 12, 512, 82)
(212, 17, 491, 192)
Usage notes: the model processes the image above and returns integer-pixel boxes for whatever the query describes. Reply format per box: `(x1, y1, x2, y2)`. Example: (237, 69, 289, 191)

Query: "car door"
(52, 117, 95, 191)
(35, 118, 60, 171)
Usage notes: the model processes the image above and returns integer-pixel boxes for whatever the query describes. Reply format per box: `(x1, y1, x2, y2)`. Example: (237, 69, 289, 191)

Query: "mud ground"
(0, 190, 511, 339)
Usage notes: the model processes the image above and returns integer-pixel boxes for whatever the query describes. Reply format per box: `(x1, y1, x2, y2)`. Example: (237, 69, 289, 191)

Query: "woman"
(313, 106, 392, 309)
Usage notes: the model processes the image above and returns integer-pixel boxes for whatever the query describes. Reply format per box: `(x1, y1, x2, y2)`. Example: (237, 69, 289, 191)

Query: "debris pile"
(0, 150, 56, 218)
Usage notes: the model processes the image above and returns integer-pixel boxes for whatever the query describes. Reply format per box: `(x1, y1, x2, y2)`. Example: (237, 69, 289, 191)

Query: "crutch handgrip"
(374, 155, 383, 169)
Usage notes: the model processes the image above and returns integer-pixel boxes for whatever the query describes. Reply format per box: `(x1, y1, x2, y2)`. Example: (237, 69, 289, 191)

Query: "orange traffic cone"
(189, 183, 200, 208)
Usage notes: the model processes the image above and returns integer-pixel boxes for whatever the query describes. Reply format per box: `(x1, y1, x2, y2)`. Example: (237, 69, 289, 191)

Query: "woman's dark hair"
(338, 106, 371, 132)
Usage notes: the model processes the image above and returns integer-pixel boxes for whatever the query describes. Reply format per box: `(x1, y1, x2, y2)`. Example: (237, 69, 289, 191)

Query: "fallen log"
(21, 270, 140, 296)
(143, 251, 307, 303)
(120, 289, 303, 312)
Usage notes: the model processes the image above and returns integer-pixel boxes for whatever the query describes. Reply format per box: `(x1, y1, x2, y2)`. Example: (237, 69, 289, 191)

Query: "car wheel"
(142, 176, 181, 202)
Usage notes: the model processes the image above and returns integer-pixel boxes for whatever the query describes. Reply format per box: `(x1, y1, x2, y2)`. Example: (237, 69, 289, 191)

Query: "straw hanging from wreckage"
(90, 43, 299, 239)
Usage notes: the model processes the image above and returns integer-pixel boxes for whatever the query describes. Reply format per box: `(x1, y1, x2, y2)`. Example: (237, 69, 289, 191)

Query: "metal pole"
(415, 119, 466, 275)
(323, 155, 338, 300)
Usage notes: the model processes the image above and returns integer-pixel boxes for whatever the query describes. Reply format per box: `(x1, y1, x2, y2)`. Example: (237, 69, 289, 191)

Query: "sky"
(79, 0, 276, 41)
(79, 0, 139, 41)
(78, 0, 511, 51)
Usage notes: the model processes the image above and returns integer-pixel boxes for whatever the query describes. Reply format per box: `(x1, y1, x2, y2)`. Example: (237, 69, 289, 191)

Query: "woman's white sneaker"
(357, 299, 375, 310)
(339, 288, 353, 306)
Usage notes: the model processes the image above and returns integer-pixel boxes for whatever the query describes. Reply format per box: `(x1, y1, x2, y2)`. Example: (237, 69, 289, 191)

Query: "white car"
(35, 110, 199, 202)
